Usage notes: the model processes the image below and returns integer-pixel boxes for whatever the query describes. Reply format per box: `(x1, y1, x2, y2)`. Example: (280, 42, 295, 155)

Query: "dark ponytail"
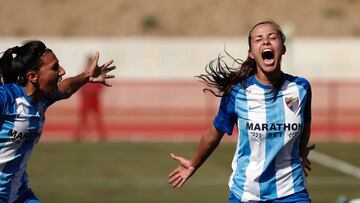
(196, 51, 256, 97)
(197, 20, 286, 97)
(0, 40, 49, 85)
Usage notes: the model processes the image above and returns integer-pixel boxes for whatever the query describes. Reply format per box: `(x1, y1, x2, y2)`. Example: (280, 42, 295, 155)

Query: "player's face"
(36, 52, 65, 98)
(248, 23, 285, 75)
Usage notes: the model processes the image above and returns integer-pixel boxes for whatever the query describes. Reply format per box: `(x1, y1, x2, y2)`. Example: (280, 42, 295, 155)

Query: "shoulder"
(0, 83, 23, 112)
(243, 75, 257, 89)
(0, 83, 22, 99)
(283, 73, 311, 90)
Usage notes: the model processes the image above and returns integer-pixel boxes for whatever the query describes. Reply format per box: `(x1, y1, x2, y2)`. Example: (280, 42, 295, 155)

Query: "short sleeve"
(43, 89, 63, 108)
(213, 95, 237, 135)
(303, 83, 312, 123)
(0, 87, 7, 114)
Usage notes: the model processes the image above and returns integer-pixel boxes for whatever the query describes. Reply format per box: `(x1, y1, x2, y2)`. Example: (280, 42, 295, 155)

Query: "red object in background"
(74, 82, 106, 141)
(80, 83, 103, 109)
(43, 80, 360, 142)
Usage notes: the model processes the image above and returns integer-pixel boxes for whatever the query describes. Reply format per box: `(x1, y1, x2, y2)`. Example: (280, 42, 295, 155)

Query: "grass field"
(27, 141, 360, 203)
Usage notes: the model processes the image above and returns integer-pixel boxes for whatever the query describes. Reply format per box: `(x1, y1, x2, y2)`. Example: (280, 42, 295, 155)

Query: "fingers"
(102, 59, 114, 69)
(169, 153, 193, 188)
(171, 153, 187, 164)
(307, 144, 316, 150)
(178, 177, 188, 188)
(92, 51, 100, 66)
(170, 175, 183, 188)
(103, 81, 112, 87)
(171, 153, 180, 161)
(169, 168, 179, 178)
(303, 160, 311, 170)
(168, 167, 181, 187)
(105, 74, 115, 79)
(105, 65, 116, 73)
(169, 172, 180, 183)
(168, 169, 187, 188)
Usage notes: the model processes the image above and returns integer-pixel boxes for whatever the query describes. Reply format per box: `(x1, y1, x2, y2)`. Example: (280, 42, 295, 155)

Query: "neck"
(255, 68, 283, 87)
(23, 83, 40, 103)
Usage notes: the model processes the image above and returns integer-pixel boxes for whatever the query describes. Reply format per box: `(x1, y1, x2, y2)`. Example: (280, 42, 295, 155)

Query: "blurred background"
(0, 0, 359, 202)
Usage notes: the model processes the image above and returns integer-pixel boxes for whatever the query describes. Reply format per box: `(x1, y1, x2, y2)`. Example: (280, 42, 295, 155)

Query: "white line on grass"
(31, 176, 360, 187)
(310, 150, 360, 178)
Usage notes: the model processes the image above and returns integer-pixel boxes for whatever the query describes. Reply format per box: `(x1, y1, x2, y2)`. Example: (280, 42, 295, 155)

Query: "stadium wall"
(1, 38, 359, 141)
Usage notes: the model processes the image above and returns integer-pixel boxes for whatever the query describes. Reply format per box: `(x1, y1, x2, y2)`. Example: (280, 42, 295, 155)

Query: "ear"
(282, 45, 287, 55)
(26, 70, 38, 83)
(248, 50, 255, 59)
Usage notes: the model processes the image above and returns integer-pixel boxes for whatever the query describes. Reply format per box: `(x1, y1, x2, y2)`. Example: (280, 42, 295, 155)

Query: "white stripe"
(8, 97, 31, 201)
(228, 139, 240, 190)
(241, 84, 266, 202)
(310, 151, 360, 178)
(9, 150, 32, 202)
(275, 81, 298, 197)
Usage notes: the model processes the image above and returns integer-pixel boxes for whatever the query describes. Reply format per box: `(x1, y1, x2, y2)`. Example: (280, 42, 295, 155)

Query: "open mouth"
(261, 49, 275, 65)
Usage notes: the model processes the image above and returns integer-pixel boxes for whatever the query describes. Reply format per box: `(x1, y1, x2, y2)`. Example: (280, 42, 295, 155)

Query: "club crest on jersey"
(285, 97, 299, 112)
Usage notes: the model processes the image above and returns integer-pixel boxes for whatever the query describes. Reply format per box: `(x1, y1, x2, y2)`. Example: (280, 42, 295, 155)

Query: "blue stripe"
(290, 82, 308, 192)
(231, 86, 251, 200)
(1, 138, 38, 201)
(0, 84, 46, 201)
(259, 90, 285, 200)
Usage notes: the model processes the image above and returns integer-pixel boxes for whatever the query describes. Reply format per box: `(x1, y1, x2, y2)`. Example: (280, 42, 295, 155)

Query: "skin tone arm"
(58, 52, 115, 99)
(169, 124, 225, 188)
(299, 121, 315, 177)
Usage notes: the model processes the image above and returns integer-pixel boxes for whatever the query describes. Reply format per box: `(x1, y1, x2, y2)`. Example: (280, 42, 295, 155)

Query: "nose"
(59, 66, 65, 76)
(263, 38, 270, 45)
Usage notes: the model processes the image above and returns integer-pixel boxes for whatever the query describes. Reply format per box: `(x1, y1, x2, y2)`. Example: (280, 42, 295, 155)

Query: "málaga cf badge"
(285, 97, 299, 112)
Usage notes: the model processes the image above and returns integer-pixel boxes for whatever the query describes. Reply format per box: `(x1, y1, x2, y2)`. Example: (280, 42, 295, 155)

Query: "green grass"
(27, 142, 360, 203)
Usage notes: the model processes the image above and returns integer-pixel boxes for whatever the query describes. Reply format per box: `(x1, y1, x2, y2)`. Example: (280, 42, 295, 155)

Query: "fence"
(42, 80, 360, 142)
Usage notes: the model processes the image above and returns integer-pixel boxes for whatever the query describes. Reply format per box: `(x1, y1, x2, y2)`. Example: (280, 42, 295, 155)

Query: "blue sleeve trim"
(44, 89, 63, 107)
(213, 94, 237, 135)
(303, 83, 312, 123)
(0, 86, 6, 114)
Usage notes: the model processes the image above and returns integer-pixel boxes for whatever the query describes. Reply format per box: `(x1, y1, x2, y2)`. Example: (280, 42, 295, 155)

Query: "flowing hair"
(197, 20, 286, 97)
(196, 50, 256, 97)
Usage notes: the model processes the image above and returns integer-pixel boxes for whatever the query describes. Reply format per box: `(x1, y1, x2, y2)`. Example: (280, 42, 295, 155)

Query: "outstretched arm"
(58, 52, 115, 99)
(169, 124, 225, 188)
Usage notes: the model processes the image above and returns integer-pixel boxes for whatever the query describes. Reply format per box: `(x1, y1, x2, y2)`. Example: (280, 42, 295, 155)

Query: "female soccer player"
(169, 20, 314, 202)
(0, 40, 115, 202)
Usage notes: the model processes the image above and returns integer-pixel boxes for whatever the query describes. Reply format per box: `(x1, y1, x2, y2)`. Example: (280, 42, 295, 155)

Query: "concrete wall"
(1, 37, 359, 80)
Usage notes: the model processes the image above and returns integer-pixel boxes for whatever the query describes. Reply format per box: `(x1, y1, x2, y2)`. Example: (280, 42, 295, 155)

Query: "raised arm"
(58, 52, 115, 99)
(169, 124, 225, 188)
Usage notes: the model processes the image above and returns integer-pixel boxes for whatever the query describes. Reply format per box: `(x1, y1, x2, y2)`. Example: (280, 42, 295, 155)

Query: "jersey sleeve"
(213, 94, 237, 135)
(43, 89, 63, 108)
(0, 87, 6, 114)
(303, 82, 312, 123)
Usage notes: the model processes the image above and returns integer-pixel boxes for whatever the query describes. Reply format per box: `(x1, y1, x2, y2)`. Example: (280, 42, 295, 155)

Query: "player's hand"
(302, 144, 316, 177)
(168, 153, 195, 188)
(87, 52, 116, 86)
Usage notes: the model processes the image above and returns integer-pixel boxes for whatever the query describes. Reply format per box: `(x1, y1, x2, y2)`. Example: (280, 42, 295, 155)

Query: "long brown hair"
(197, 20, 286, 97)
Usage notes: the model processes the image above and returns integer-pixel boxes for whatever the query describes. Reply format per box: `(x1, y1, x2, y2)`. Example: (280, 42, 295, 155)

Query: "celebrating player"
(0, 40, 115, 202)
(169, 20, 314, 202)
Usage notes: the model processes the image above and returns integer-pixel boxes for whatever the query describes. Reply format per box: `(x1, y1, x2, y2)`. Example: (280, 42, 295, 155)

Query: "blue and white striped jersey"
(0, 83, 61, 202)
(214, 74, 311, 202)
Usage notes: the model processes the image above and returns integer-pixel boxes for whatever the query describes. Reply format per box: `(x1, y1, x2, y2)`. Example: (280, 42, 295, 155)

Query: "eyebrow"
(51, 61, 59, 69)
(253, 32, 278, 38)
